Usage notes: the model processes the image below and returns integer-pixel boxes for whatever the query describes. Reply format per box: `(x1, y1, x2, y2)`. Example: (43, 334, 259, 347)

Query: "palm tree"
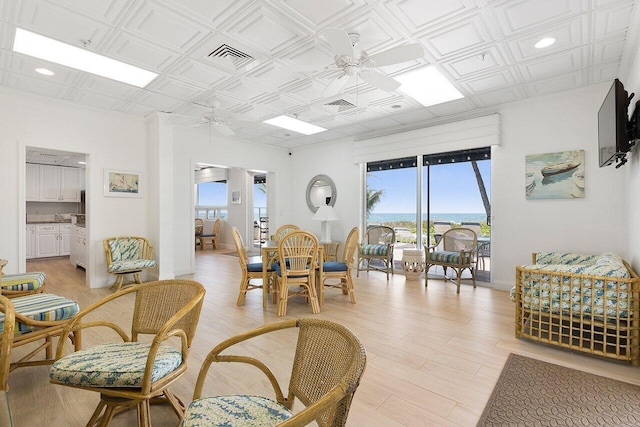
(366, 187, 384, 217)
(471, 160, 490, 223)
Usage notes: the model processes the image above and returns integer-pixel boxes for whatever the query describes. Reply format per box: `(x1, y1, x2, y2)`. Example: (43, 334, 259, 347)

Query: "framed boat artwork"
(525, 150, 584, 200)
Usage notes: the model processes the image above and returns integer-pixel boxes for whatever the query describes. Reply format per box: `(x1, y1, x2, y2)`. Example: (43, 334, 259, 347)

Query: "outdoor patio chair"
(432, 221, 452, 246)
(424, 227, 477, 293)
(357, 226, 395, 280)
(180, 318, 367, 427)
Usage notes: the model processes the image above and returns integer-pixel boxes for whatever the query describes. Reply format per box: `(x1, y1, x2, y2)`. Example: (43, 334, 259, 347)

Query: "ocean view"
(368, 213, 487, 224)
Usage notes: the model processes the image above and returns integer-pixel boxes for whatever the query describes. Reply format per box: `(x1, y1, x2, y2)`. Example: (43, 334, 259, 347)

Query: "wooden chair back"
(342, 226, 360, 264)
(0, 296, 15, 392)
(278, 230, 319, 275)
(273, 224, 300, 241)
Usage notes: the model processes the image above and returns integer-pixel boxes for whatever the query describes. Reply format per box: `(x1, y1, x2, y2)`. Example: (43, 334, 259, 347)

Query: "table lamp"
(312, 205, 339, 243)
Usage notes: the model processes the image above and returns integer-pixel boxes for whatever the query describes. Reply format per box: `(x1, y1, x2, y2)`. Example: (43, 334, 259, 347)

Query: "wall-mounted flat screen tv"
(598, 79, 634, 168)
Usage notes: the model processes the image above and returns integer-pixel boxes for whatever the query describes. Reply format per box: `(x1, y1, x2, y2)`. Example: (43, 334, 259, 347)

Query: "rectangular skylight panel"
(13, 28, 157, 88)
(396, 66, 463, 107)
(263, 115, 327, 135)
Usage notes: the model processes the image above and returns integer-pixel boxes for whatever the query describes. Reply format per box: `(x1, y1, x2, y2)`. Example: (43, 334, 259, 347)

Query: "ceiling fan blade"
(216, 124, 235, 136)
(323, 28, 355, 59)
(368, 43, 425, 67)
(360, 70, 401, 92)
(322, 74, 350, 97)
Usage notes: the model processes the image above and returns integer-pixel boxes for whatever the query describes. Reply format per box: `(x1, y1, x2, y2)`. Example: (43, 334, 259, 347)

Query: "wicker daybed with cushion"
(512, 252, 640, 365)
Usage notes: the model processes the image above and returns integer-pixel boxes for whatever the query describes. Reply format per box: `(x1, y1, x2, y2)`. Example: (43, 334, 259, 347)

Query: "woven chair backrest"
(212, 218, 222, 235)
(195, 218, 204, 235)
(0, 296, 14, 391)
(278, 230, 318, 274)
(132, 280, 205, 347)
(342, 227, 360, 264)
(231, 227, 249, 266)
(290, 318, 367, 427)
(274, 224, 300, 241)
(364, 226, 395, 245)
(442, 228, 477, 253)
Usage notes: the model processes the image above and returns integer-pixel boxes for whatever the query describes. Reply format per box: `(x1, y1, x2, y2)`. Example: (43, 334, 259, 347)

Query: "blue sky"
(198, 182, 266, 206)
(367, 160, 491, 213)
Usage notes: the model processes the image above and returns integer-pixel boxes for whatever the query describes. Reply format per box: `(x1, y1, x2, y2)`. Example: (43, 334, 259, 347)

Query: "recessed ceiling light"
(396, 66, 464, 107)
(13, 28, 157, 87)
(35, 67, 54, 76)
(263, 115, 327, 135)
(535, 37, 556, 49)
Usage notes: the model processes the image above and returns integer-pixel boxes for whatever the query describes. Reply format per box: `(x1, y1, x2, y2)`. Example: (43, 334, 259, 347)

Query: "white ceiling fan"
(320, 28, 425, 97)
(170, 101, 257, 137)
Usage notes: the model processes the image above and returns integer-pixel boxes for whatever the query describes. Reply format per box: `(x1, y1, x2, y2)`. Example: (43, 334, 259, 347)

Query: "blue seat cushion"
(181, 395, 292, 427)
(50, 342, 182, 388)
(0, 293, 79, 335)
(0, 271, 46, 292)
(427, 251, 471, 264)
(246, 262, 263, 273)
(200, 233, 215, 238)
(322, 262, 348, 272)
(361, 244, 389, 256)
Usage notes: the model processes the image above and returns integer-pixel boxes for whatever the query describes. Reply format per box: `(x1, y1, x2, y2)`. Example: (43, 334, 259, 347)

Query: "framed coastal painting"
(231, 190, 241, 204)
(104, 169, 142, 198)
(525, 150, 584, 200)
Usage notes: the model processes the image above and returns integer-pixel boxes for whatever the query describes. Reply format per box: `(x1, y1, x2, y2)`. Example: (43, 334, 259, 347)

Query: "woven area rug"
(477, 353, 640, 426)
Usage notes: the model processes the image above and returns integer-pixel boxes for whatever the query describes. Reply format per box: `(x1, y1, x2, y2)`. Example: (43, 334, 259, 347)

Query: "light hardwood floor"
(9, 252, 640, 426)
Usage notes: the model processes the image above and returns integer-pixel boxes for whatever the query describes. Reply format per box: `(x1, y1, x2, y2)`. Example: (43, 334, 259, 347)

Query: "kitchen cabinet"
(38, 165, 81, 202)
(70, 225, 86, 268)
(35, 223, 71, 258)
(26, 225, 36, 259)
(26, 164, 40, 201)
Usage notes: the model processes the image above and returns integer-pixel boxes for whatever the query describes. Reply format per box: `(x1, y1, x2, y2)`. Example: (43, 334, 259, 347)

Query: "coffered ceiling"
(1, 0, 638, 149)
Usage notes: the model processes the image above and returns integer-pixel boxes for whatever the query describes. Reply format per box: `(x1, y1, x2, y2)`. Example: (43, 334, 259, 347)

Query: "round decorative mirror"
(306, 174, 336, 213)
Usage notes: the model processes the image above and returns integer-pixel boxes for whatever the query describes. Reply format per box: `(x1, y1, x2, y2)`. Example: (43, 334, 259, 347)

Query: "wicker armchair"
(317, 227, 359, 306)
(274, 230, 320, 317)
(0, 296, 14, 426)
(194, 218, 204, 250)
(272, 224, 300, 241)
(231, 227, 273, 308)
(357, 226, 395, 280)
(181, 318, 367, 427)
(50, 280, 206, 427)
(424, 227, 477, 293)
(103, 236, 156, 292)
(199, 219, 222, 250)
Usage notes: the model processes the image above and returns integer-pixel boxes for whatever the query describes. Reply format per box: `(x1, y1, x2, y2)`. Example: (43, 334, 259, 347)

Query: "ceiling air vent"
(208, 44, 254, 68)
(325, 99, 356, 112)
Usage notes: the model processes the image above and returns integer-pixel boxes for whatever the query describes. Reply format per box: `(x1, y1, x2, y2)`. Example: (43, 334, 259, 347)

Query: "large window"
(195, 181, 227, 220)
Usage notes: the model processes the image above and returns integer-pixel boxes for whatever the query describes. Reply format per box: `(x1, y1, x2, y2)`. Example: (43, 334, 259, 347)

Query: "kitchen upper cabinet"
(26, 164, 40, 201)
(38, 165, 81, 202)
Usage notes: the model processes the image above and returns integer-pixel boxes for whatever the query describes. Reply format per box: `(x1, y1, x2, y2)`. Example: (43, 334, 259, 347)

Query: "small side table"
(0, 259, 6, 276)
(401, 249, 425, 281)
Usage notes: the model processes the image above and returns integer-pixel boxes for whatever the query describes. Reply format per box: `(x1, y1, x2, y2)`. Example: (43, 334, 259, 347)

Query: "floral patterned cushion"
(109, 238, 141, 262)
(534, 252, 598, 265)
(0, 271, 46, 292)
(180, 395, 292, 427)
(49, 342, 182, 387)
(108, 259, 156, 273)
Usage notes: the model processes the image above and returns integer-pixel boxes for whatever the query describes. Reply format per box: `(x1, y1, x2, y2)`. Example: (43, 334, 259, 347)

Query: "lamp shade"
(312, 205, 339, 221)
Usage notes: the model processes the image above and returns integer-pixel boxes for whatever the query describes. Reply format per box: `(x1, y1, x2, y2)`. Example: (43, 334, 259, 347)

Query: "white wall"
(0, 87, 150, 287)
(170, 125, 292, 276)
(291, 85, 630, 291)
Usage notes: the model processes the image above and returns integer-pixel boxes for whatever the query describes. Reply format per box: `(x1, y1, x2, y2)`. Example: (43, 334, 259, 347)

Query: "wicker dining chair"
(49, 280, 206, 427)
(424, 227, 477, 293)
(272, 224, 300, 241)
(0, 271, 46, 298)
(104, 236, 157, 292)
(194, 218, 204, 250)
(274, 230, 320, 317)
(231, 227, 273, 308)
(0, 296, 14, 426)
(180, 318, 367, 427)
(357, 226, 395, 280)
(317, 226, 359, 306)
(199, 218, 222, 250)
